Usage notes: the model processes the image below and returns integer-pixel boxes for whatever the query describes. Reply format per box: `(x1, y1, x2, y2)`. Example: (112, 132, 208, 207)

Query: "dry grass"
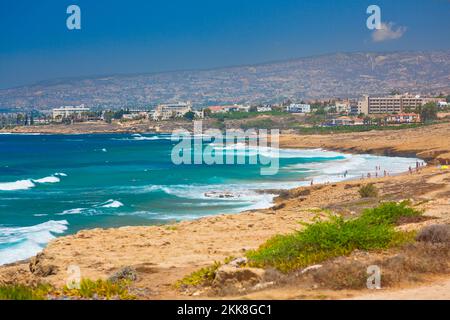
(416, 224, 450, 244)
(309, 240, 450, 290)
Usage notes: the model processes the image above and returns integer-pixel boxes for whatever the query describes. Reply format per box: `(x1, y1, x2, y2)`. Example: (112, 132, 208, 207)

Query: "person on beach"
(310, 179, 314, 186)
(384, 170, 387, 177)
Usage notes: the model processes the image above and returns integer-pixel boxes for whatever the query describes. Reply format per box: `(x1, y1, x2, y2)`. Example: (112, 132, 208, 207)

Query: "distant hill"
(1, 51, 449, 110)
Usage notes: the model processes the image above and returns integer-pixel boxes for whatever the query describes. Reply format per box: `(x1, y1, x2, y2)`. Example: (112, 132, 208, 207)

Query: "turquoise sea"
(0, 133, 419, 265)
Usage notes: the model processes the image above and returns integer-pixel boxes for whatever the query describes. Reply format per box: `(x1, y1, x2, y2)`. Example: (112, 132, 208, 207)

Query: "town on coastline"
(1, 93, 449, 131)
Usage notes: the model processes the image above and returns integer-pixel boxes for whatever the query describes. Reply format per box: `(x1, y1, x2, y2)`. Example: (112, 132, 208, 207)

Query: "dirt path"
(348, 277, 450, 300)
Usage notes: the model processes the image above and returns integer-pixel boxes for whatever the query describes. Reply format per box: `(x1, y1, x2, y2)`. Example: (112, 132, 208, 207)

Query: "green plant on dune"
(0, 284, 52, 300)
(175, 261, 222, 288)
(175, 256, 236, 289)
(62, 279, 135, 300)
(246, 201, 420, 272)
(358, 183, 379, 198)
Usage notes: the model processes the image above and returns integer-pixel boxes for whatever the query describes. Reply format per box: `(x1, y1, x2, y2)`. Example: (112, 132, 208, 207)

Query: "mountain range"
(1, 50, 449, 111)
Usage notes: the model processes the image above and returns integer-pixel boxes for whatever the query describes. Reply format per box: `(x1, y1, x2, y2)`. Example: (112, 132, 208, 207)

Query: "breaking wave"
(0, 220, 68, 265)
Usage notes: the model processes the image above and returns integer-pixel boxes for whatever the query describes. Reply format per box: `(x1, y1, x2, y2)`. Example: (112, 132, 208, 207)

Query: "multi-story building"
(286, 103, 311, 113)
(335, 101, 351, 113)
(154, 102, 192, 120)
(52, 104, 90, 121)
(358, 95, 424, 115)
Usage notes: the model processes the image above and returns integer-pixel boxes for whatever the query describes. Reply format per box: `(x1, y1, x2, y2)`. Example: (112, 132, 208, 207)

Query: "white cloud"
(372, 22, 407, 42)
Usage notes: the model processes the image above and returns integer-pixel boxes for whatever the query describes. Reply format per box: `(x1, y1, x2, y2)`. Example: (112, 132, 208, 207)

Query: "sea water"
(0, 133, 420, 265)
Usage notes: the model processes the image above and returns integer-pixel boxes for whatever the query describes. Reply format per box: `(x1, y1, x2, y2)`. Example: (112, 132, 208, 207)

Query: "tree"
(249, 106, 258, 112)
(203, 108, 212, 118)
(183, 111, 195, 121)
(103, 111, 114, 124)
(417, 103, 438, 123)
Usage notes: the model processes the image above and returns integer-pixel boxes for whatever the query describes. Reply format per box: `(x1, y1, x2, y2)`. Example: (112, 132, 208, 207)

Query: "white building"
(193, 109, 205, 119)
(256, 106, 272, 112)
(207, 104, 250, 114)
(286, 103, 311, 113)
(122, 110, 150, 120)
(52, 104, 90, 120)
(335, 102, 350, 113)
(154, 102, 192, 120)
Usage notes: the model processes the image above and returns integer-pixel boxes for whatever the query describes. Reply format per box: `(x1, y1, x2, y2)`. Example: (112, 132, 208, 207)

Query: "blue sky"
(0, 0, 449, 89)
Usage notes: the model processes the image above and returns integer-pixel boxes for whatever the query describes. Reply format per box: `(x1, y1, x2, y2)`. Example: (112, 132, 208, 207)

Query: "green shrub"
(359, 201, 422, 225)
(359, 184, 378, 198)
(246, 202, 419, 272)
(240, 119, 276, 130)
(62, 279, 135, 300)
(0, 284, 51, 300)
(175, 261, 222, 288)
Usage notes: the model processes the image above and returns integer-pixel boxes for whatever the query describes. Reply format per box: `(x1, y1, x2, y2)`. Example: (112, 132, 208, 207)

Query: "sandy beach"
(0, 123, 449, 299)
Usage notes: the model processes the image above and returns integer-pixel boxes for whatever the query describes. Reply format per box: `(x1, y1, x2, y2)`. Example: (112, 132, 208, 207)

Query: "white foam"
(56, 208, 85, 216)
(100, 199, 124, 208)
(33, 176, 60, 184)
(112, 135, 170, 141)
(0, 220, 68, 265)
(54, 173, 68, 177)
(212, 145, 346, 159)
(0, 179, 35, 191)
(0, 173, 66, 191)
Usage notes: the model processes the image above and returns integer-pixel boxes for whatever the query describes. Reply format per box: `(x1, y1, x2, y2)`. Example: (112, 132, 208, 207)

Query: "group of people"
(361, 165, 390, 180)
(310, 160, 427, 186)
(409, 161, 426, 174)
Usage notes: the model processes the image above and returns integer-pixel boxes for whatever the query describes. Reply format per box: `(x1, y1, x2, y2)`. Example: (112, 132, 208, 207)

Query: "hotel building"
(154, 102, 192, 120)
(358, 95, 424, 115)
(52, 104, 90, 120)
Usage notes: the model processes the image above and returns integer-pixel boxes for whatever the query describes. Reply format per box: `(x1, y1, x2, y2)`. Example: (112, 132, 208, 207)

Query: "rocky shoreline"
(0, 123, 449, 299)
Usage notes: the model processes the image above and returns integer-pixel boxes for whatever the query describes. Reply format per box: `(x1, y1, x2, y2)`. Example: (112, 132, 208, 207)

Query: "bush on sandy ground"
(416, 224, 450, 243)
(311, 241, 449, 290)
(175, 262, 222, 289)
(0, 278, 136, 300)
(0, 284, 51, 300)
(175, 256, 236, 289)
(61, 279, 135, 300)
(358, 184, 378, 198)
(246, 202, 420, 272)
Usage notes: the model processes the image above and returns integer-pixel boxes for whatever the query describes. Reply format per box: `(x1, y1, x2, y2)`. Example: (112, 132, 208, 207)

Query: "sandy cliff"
(0, 123, 449, 299)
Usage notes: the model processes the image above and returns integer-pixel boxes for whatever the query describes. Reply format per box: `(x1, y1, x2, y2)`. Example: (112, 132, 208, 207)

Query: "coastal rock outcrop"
(29, 253, 58, 277)
(212, 265, 266, 288)
(108, 266, 138, 283)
